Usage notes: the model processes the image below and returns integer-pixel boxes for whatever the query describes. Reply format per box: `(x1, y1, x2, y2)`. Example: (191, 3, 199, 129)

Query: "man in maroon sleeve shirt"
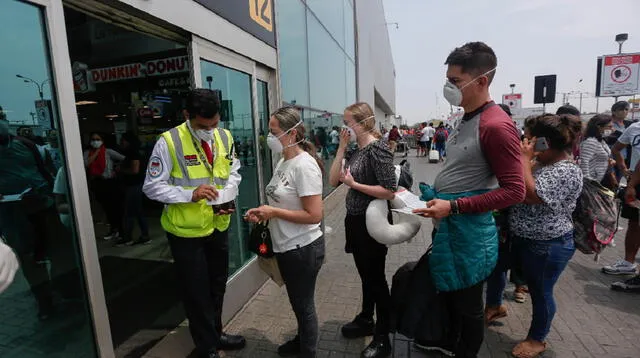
(414, 42, 525, 357)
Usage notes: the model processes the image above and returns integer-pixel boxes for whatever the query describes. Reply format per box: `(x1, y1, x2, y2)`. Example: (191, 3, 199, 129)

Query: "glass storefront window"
(344, 0, 355, 60)
(200, 60, 258, 275)
(301, 109, 343, 197)
(307, 13, 347, 113)
(346, 59, 357, 107)
(0, 1, 96, 356)
(257, 80, 272, 197)
(275, 0, 310, 106)
(306, 0, 345, 48)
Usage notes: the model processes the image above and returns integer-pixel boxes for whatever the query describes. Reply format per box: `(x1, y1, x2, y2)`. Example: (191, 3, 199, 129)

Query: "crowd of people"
(2, 39, 639, 358)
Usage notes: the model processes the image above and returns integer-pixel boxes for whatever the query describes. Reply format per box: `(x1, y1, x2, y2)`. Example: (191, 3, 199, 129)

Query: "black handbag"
(248, 221, 274, 258)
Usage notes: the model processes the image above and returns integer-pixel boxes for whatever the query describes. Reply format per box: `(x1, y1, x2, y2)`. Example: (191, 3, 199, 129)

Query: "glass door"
(0, 0, 98, 356)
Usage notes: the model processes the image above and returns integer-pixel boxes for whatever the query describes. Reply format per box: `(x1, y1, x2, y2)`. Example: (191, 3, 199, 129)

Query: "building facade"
(0, 1, 394, 357)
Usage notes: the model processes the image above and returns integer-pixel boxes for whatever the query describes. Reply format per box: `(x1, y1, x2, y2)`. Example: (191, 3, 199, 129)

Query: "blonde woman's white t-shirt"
(266, 152, 323, 253)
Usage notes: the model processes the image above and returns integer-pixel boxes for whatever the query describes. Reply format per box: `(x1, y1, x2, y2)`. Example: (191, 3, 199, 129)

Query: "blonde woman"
(246, 107, 324, 358)
(329, 102, 396, 358)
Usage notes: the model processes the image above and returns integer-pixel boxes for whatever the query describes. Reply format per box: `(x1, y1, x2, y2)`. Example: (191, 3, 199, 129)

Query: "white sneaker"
(103, 232, 120, 241)
(602, 259, 638, 275)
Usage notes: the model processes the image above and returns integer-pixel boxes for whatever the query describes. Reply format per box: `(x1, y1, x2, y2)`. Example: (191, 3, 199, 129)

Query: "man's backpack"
(573, 178, 618, 261)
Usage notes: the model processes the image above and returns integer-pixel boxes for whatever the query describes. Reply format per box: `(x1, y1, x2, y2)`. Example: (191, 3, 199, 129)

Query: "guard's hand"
(413, 199, 452, 219)
(192, 185, 219, 202)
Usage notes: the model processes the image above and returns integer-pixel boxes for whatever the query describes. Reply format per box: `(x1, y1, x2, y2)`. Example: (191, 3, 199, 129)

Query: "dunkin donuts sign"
(90, 56, 189, 84)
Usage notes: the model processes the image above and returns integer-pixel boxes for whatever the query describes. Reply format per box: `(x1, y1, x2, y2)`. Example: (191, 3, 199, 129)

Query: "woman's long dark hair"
(528, 114, 583, 151)
(584, 114, 612, 141)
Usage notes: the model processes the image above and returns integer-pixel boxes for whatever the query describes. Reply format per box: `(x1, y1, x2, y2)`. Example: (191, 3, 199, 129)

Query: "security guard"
(143, 89, 245, 358)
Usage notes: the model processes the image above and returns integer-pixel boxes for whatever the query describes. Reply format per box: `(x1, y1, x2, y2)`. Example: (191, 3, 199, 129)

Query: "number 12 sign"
(250, 0, 273, 32)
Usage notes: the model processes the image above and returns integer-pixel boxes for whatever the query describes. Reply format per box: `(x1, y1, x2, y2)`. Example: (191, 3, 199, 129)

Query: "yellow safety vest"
(160, 122, 234, 238)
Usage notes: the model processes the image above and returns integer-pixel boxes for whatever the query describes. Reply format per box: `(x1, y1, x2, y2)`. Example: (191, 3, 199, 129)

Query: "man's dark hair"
(422, 121, 427, 126)
(612, 101, 630, 112)
(429, 123, 434, 127)
(498, 103, 512, 117)
(584, 114, 612, 141)
(445, 42, 497, 83)
(556, 104, 580, 116)
(392, 125, 398, 129)
(186, 89, 221, 119)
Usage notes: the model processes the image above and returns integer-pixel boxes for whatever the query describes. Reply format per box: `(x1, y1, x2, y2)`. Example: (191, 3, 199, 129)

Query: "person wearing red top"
(388, 125, 401, 153)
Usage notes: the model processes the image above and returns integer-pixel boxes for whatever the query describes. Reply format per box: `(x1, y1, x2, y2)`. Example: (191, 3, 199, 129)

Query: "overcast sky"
(383, 0, 640, 124)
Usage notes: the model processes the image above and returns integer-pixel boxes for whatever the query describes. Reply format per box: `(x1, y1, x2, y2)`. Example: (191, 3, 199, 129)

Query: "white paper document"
(206, 186, 238, 206)
(391, 190, 427, 215)
(0, 188, 32, 203)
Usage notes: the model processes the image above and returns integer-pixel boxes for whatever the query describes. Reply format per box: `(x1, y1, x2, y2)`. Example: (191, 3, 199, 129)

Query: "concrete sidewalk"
(147, 156, 640, 358)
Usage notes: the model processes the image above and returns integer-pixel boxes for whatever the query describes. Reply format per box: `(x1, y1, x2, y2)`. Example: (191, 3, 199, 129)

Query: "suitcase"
(428, 144, 440, 163)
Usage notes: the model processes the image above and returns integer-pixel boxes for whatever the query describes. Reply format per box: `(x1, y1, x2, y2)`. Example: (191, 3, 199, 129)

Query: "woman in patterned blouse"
(509, 114, 584, 358)
(328, 102, 397, 358)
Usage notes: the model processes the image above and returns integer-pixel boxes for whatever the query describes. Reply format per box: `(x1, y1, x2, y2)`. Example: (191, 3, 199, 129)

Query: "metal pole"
(633, 95, 637, 121)
(579, 93, 583, 113)
(596, 97, 600, 113)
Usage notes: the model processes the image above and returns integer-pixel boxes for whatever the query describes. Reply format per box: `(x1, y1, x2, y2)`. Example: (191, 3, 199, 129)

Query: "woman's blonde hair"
(271, 107, 325, 173)
(345, 102, 382, 139)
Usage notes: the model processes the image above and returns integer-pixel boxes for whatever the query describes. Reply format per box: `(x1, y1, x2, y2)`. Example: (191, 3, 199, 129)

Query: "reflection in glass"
(307, 13, 347, 113)
(344, 0, 355, 59)
(257, 80, 273, 197)
(200, 60, 258, 274)
(275, 0, 310, 106)
(301, 109, 344, 197)
(0, 1, 96, 357)
(306, 0, 345, 47)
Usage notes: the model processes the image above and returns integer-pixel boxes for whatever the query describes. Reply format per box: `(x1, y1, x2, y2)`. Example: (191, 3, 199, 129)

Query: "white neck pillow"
(366, 198, 421, 245)
(0, 240, 19, 295)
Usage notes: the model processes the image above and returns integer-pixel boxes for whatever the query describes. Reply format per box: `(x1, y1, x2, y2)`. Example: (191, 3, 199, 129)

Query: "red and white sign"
(502, 93, 522, 110)
(600, 53, 640, 97)
(90, 56, 189, 84)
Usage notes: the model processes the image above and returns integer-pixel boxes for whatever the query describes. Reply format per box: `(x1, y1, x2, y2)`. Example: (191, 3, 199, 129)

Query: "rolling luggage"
(428, 143, 439, 163)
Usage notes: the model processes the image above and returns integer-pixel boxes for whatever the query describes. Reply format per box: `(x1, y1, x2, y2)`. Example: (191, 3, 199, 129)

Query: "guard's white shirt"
(142, 123, 242, 204)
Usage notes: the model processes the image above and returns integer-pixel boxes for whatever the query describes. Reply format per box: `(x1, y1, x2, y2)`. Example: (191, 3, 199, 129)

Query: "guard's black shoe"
(341, 314, 375, 339)
(219, 333, 246, 350)
(360, 335, 391, 358)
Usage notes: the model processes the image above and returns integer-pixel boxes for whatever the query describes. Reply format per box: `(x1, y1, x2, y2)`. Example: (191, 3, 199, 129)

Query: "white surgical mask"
(195, 129, 215, 142)
(603, 129, 613, 137)
(267, 121, 303, 153)
(443, 67, 497, 106)
(344, 115, 375, 142)
(90, 140, 103, 149)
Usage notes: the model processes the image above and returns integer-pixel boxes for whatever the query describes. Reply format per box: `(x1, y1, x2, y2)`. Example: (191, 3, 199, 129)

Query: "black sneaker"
(277, 336, 300, 357)
(414, 340, 455, 357)
(132, 236, 152, 245)
(341, 314, 375, 339)
(361, 335, 391, 358)
(114, 237, 133, 247)
(611, 274, 640, 292)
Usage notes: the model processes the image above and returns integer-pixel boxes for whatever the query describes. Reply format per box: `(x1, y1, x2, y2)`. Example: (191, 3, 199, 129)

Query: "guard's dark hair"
(612, 101, 630, 113)
(186, 89, 221, 119)
(556, 104, 580, 116)
(498, 103, 512, 117)
(528, 114, 582, 151)
(584, 114, 612, 141)
(445, 42, 497, 83)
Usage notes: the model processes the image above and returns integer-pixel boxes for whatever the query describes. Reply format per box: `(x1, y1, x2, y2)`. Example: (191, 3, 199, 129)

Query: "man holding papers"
(143, 89, 245, 358)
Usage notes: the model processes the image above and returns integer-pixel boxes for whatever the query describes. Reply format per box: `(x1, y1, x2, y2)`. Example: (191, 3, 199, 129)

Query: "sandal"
(512, 340, 547, 358)
(485, 305, 507, 323)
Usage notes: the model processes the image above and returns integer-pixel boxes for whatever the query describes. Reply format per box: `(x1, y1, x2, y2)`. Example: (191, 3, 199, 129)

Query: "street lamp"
(616, 33, 628, 54)
(16, 74, 49, 99)
(509, 84, 516, 94)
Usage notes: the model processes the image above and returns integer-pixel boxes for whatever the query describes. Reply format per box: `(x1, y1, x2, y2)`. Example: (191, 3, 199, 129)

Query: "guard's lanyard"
(188, 130, 215, 183)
